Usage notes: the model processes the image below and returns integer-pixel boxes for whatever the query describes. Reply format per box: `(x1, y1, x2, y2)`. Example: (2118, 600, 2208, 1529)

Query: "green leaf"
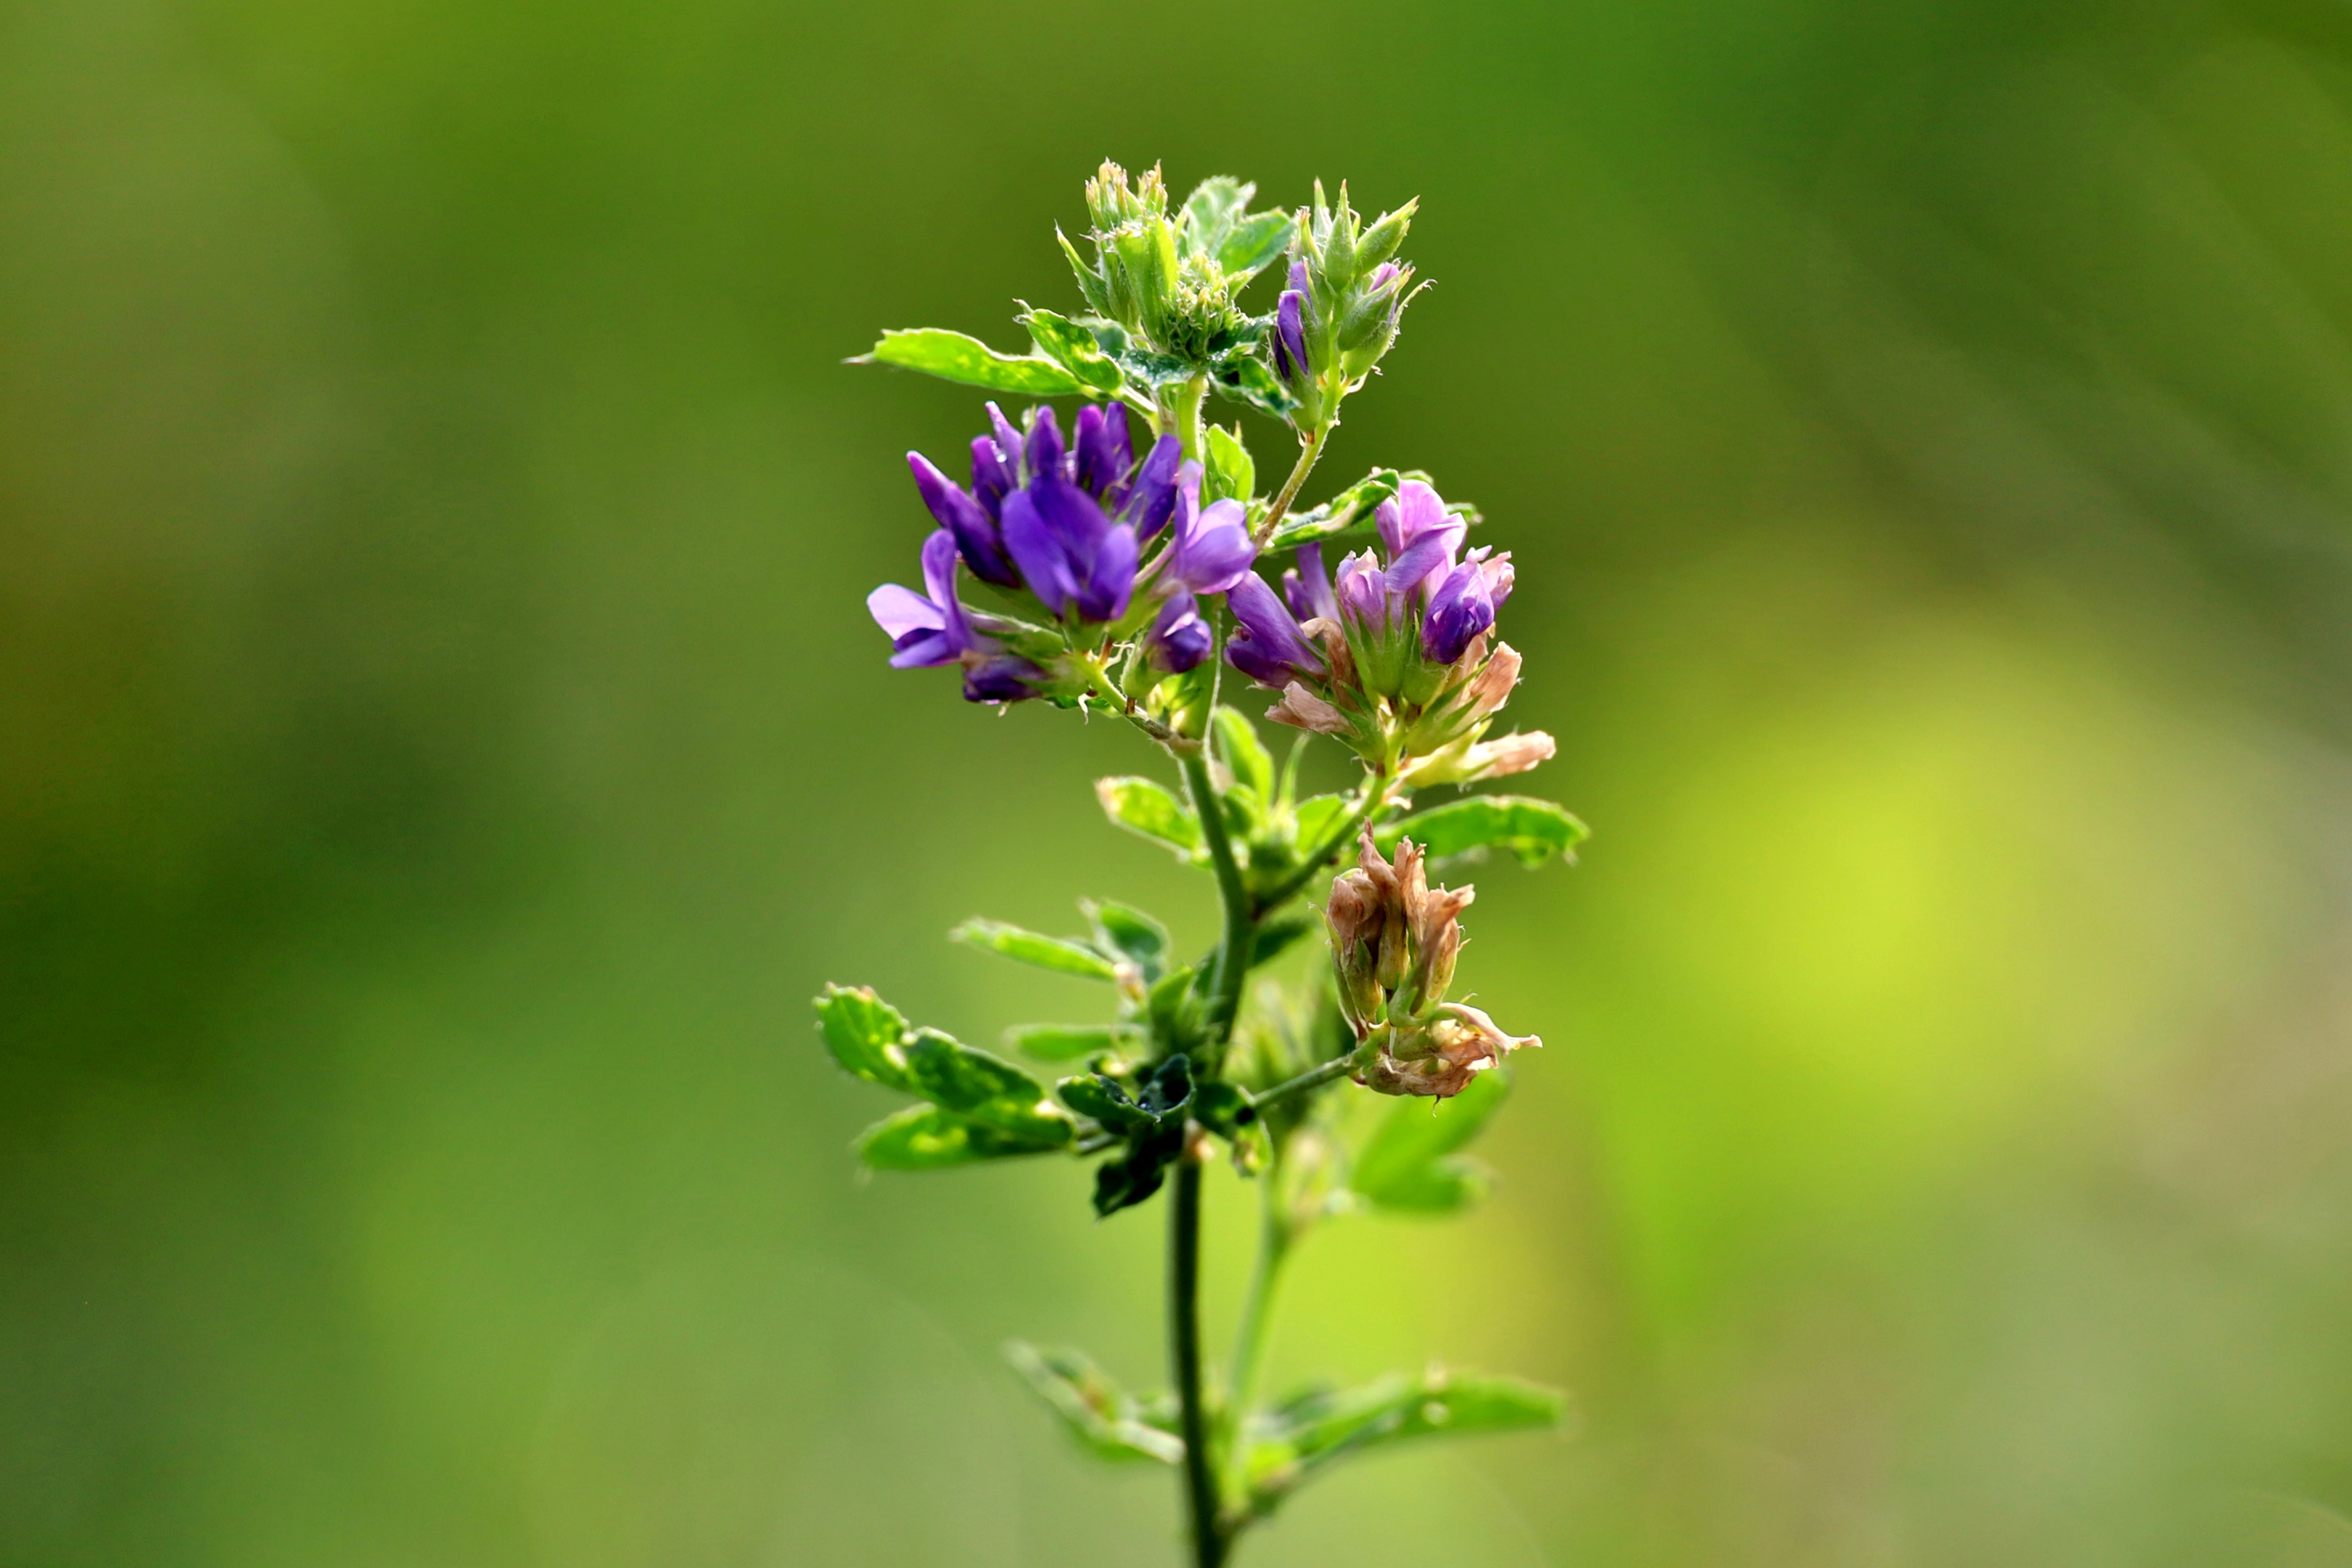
(1005, 1342, 1184, 1464)
(1021, 307, 1127, 395)
(1217, 211, 1295, 280)
(1178, 176, 1252, 258)
(1146, 963, 1209, 1058)
(1209, 353, 1300, 417)
(856, 1103, 1065, 1169)
(951, 918, 1122, 981)
(1291, 792, 1357, 854)
(1251, 912, 1320, 968)
(1248, 1368, 1564, 1500)
(1056, 226, 1111, 317)
(1204, 423, 1256, 505)
(1349, 1069, 1508, 1212)
(1058, 1073, 1155, 1131)
(1264, 469, 1402, 550)
(852, 328, 1086, 396)
(814, 983, 918, 1093)
(898, 1029, 1069, 1143)
(1085, 899, 1170, 984)
(1005, 1023, 1143, 1062)
(1375, 796, 1590, 869)
(1093, 1123, 1184, 1216)
(1095, 776, 1203, 859)
(1213, 706, 1275, 802)
(1191, 1079, 1256, 1140)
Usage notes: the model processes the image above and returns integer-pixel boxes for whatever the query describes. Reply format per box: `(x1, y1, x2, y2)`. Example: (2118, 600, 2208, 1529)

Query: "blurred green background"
(9, 0, 2352, 1562)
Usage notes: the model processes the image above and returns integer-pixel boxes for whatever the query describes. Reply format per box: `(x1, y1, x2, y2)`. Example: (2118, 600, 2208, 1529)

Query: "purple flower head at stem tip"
(909, 451, 1019, 588)
(1225, 572, 1328, 688)
(1282, 543, 1339, 624)
(1002, 407, 1139, 622)
(1423, 547, 1514, 665)
(1143, 589, 1212, 674)
(1167, 462, 1257, 595)
(867, 528, 978, 669)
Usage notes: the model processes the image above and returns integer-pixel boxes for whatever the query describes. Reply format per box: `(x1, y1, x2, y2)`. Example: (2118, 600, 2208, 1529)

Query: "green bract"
(825, 162, 1585, 1568)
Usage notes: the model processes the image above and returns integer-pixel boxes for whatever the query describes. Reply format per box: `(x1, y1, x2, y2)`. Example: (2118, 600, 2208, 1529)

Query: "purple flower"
(1334, 548, 1395, 632)
(1225, 572, 1328, 688)
(970, 433, 1016, 520)
(1423, 548, 1512, 664)
(1143, 589, 1212, 674)
(963, 654, 1047, 703)
(1002, 421, 1140, 622)
(1281, 543, 1338, 624)
(1167, 462, 1257, 595)
(909, 451, 1019, 588)
(868, 529, 978, 669)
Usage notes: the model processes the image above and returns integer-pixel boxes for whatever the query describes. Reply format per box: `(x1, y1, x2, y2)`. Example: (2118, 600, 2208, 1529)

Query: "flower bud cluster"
(1222, 479, 1555, 786)
(868, 399, 1257, 709)
(1270, 183, 1424, 428)
(1061, 162, 1273, 369)
(1326, 831, 1537, 1098)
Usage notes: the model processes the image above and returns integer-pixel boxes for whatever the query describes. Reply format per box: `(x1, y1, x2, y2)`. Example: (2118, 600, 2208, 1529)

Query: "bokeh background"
(9, 0, 2352, 1562)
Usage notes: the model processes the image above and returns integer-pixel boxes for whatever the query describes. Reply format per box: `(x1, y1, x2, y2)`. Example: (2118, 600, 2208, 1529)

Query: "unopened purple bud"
(1274, 290, 1309, 381)
(1143, 589, 1212, 674)
(1366, 261, 1403, 295)
(1289, 257, 1310, 293)
(1281, 543, 1339, 624)
(964, 654, 1047, 704)
(1024, 405, 1065, 481)
(1121, 435, 1183, 542)
(1225, 573, 1328, 687)
(970, 436, 1015, 520)
(987, 403, 1026, 481)
(1073, 403, 1134, 502)
(910, 451, 1019, 588)
(1334, 549, 1392, 631)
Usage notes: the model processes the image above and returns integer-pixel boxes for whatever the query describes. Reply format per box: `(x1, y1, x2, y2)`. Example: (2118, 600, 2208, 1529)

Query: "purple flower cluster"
(1228, 479, 1513, 690)
(868, 401, 1260, 700)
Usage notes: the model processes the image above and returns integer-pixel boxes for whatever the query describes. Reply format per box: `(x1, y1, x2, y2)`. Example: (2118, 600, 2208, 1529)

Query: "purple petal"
(1282, 543, 1339, 624)
(888, 628, 960, 669)
(1144, 590, 1211, 674)
(1288, 257, 1309, 293)
(963, 655, 1045, 703)
(1177, 498, 1257, 595)
(1384, 530, 1457, 600)
(1421, 560, 1495, 664)
(1074, 402, 1133, 501)
(1000, 490, 1078, 615)
(1224, 573, 1326, 687)
(867, 583, 943, 640)
(971, 435, 1015, 520)
(1375, 478, 1458, 558)
(1275, 290, 1308, 380)
(910, 451, 1018, 587)
(1024, 406, 1065, 483)
(1120, 435, 1183, 542)
(1078, 522, 1139, 623)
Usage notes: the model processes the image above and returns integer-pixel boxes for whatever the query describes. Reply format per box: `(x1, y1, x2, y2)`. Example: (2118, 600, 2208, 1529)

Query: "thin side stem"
(1172, 374, 1209, 465)
(1169, 1159, 1224, 1568)
(1247, 1052, 1359, 1113)
(1254, 419, 1331, 542)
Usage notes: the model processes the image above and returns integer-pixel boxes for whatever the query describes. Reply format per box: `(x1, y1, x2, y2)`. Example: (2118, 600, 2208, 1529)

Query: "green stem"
(1254, 418, 1332, 542)
(1182, 752, 1254, 1045)
(1169, 1158, 1224, 1568)
(1221, 1175, 1291, 1510)
(1172, 374, 1209, 465)
(1246, 1052, 1360, 1113)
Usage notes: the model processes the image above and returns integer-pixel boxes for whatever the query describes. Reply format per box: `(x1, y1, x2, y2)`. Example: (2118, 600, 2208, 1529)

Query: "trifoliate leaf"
(1208, 353, 1299, 417)
(1262, 469, 1402, 550)
(1004, 1023, 1145, 1062)
(1217, 211, 1295, 281)
(951, 918, 1122, 981)
(1246, 1368, 1565, 1508)
(855, 1103, 1069, 1169)
(1004, 1342, 1184, 1464)
(1095, 776, 1203, 859)
(897, 1029, 1069, 1143)
(814, 983, 919, 1093)
(1348, 1068, 1508, 1213)
(1178, 176, 1253, 259)
(1084, 899, 1171, 984)
(1375, 796, 1589, 869)
(1204, 423, 1256, 505)
(1021, 307, 1127, 395)
(1093, 1123, 1184, 1217)
(1213, 706, 1275, 802)
(853, 328, 1086, 396)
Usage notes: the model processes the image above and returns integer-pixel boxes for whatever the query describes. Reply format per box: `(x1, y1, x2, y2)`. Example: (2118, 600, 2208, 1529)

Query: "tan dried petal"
(1465, 642, 1522, 718)
(1464, 730, 1554, 780)
(1267, 682, 1352, 736)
